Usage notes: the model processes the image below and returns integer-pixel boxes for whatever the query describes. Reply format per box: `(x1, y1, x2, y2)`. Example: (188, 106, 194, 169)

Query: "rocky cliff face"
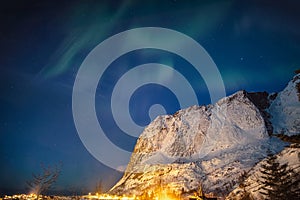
(110, 74, 300, 197)
(269, 73, 300, 136)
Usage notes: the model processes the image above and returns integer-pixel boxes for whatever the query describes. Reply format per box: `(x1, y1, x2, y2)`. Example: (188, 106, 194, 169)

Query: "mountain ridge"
(109, 73, 300, 198)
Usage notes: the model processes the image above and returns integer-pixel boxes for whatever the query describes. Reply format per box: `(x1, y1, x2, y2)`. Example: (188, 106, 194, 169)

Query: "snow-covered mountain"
(269, 73, 300, 136)
(109, 74, 300, 198)
(226, 144, 300, 200)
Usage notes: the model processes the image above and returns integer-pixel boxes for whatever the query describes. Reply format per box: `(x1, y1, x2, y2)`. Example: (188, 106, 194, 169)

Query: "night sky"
(1, 0, 300, 195)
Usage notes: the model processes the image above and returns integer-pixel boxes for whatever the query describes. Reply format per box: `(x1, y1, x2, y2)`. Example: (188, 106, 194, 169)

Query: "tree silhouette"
(27, 163, 62, 199)
(95, 179, 103, 194)
(258, 155, 300, 200)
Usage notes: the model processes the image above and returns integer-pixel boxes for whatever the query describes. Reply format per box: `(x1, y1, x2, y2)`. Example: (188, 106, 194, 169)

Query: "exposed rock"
(269, 73, 300, 136)
(110, 74, 300, 197)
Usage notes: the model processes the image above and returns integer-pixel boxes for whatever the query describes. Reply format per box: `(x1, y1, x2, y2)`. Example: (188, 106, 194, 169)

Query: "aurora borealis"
(1, 0, 300, 195)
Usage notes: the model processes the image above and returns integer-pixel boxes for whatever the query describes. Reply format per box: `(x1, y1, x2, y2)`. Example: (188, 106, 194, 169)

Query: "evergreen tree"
(258, 155, 300, 200)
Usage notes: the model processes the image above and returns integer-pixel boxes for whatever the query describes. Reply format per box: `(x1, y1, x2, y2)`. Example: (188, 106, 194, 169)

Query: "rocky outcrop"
(110, 74, 300, 197)
(269, 73, 300, 136)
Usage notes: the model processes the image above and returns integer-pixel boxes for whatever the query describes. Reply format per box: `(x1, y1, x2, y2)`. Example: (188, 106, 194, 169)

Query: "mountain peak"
(269, 73, 300, 136)
(109, 75, 299, 197)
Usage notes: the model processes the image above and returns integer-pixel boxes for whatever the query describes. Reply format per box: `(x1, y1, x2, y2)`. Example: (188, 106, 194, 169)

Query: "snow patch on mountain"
(123, 91, 269, 174)
(226, 145, 300, 200)
(269, 74, 300, 136)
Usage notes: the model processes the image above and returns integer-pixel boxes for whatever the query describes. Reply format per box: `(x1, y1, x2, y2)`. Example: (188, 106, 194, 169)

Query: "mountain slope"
(110, 74, 300, 198)
(226, 144, 300, 200)
(269, 73, 300, 136)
